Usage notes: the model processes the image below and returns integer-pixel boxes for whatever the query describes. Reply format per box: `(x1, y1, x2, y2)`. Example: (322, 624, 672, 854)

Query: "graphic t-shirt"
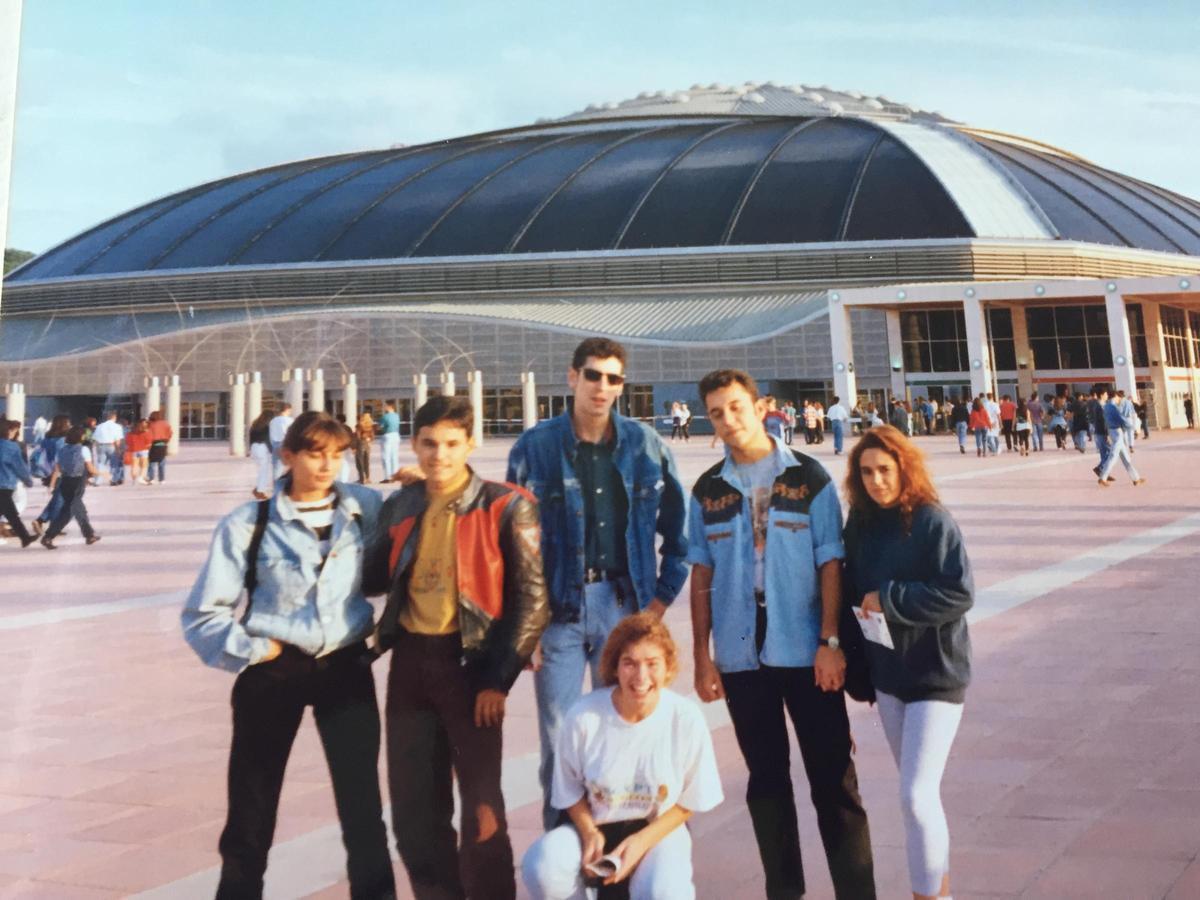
(551, 688, 723, 824)
(731, 452, 779, 592)
(402, 476, 468, 635)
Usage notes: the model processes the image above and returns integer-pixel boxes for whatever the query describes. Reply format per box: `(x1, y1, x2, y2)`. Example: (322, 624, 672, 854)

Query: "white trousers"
(521, 823, 695, 900)
(876, 691, 964, 896)
(249, 443, 273, 493)
(380, 432, 400, 479)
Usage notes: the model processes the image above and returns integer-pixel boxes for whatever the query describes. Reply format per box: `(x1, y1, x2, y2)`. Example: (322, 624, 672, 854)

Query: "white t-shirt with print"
(551, 687, 723, 824)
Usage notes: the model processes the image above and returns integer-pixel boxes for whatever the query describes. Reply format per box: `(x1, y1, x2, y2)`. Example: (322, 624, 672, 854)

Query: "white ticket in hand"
(852, 608, 894, 649)
(585, 853, 622, 879)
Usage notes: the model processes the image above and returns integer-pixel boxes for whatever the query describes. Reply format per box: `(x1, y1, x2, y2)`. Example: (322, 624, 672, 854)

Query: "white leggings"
(249, 442, 273, 493)
(522, 823, 694, 900)
(875, 691, 964, 896)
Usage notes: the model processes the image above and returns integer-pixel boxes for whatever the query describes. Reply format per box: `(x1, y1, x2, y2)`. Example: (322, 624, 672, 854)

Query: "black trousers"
(386, 630, 514, 900)
(1001, 419, 1014, 450)
(723, 666, 876, 900)
(0, 489, 32, 542)
(355, 442, 371, 482)
(44, 476, 95, 540)
(217, 643, 395, 900)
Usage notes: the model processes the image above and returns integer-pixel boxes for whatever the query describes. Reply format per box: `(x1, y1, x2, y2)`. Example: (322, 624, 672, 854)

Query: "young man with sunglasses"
(506, 336, 689, 831)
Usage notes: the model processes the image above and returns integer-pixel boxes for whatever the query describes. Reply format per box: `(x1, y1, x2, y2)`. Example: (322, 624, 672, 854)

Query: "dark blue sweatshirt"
(843, 503, 973, 703)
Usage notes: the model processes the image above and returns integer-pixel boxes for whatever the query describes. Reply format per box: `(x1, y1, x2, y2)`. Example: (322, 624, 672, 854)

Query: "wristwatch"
(819, 636, 841, 651)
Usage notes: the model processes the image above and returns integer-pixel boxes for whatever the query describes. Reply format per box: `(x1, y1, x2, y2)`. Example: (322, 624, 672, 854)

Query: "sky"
(7, 0, 1200, 253)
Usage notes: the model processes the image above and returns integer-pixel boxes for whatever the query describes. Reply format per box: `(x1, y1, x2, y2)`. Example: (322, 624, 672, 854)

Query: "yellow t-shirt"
(400, 473, 469, 635)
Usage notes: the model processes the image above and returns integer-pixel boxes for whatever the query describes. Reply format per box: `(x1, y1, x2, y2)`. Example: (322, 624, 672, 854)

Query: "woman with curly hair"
(522, 612, 723, 899)
(842, 425, 973, 900)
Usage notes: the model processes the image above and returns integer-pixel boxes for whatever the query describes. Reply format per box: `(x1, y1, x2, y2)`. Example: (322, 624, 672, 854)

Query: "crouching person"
(181, 411, 395, 900)
(522, 613, 723, 900)
(366, 395, 549, 900)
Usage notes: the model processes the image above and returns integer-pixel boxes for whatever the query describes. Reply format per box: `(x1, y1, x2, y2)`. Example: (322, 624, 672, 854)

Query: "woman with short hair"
(842, 426, 973, 900)
(522, 612, 723, 900)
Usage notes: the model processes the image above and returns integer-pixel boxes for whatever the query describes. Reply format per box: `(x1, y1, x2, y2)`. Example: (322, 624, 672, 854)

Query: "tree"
(3, 248, 34, 275)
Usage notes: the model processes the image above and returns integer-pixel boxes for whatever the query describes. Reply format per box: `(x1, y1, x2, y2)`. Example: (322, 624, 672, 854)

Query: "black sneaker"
(40, 537, 56, 550)
(1092, 466, 1101, 477)
(86, 535, 102, 546)
(20, 535, 36, 548)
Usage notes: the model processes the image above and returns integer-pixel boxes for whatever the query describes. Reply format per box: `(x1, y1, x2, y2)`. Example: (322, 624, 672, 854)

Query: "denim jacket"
(181, 481, 383, 673)
(0, 440, 33, 490)
(506, 411, 688, 622)
(687, 437, 845, 674)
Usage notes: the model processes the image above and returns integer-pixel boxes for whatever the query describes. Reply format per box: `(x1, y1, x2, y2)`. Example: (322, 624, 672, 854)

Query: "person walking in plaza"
(181, 411, 396, 900)
(1014, 398, 1033, 457)
(40, 426, 101, 548)
(1097, 393, 1146, 488)
(378, 401, 401, 480)
(968, 399, 991, 458)
(1115, 390, 1138, 452)
(782, 400, 796, 445)
(690, 368, 876, 900)
(765, 396, 788, 442)
(889, 398, 910, 436)
(247, 410, 274, 500)
(1026, 392, 1045, 452)
(1088, 389, 1111, 478)
(1, 419, 37, 548)
(1069, 393, 1090, 452)
(842, 425, 973, 900)
(146, 410, 173, 483)
(983, 394, 1001, 456)
(522, 613, 723, 900)
(1048, 397, 1069, 450)
(31, 414, 48, 445)
(669, 401, 683, 442)
(268, 402, 295, 479)
(1133, 397, 1150, 441)
(827, 395, 850, 455)
(367, 395, 549, 900)
(354, 411, 375, 483)
(90, 411, 124, 485)
(32, 414, 70, 534)
(678, 401, 692, 442)
(125, 419, 152, 485)
(950, 396, 970, 454)
(506, 336, 688, 832)
(1185, 396, 1195, 428)
(921, 397, 936, 436)
(998, 395, 1016, 451)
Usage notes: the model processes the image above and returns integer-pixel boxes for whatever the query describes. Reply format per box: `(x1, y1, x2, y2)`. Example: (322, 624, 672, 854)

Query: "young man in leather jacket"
(366, 395, 549, 900)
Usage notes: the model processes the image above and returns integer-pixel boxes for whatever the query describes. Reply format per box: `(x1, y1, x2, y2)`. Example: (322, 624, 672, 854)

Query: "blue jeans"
(92, 444, 117, 483)
(1032, 423, 1044, 451)
(832, 420, 844, 454)
(1073, 430, 1088, 451)
(1096, 432, 1110, 470)
(956, 422, 968, 448)
(380, 433, 400, 479)
(986, 432, 999, 454)
(38, 484, 64, 523)
(534, 580, 628, 830)
(1099, 432, 1140, 482)
(148, 457, 167, 482)
(973, 427, 987, 452)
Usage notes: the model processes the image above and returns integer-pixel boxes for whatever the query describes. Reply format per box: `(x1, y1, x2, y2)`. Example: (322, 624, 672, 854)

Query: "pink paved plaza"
(1, 430, 1198, 899)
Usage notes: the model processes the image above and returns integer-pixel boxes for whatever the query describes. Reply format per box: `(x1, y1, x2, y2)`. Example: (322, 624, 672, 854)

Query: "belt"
(584, 568, 626, 584)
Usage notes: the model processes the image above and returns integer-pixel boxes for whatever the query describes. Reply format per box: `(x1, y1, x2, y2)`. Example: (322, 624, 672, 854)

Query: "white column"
(247, 371, 263, 427)
(144, 376, 161, 415)
(961, 296, 995, 399)
(884, 308, 907, 399)
(4, 382, 25, 426)
(1104, 291, 1137, 398)
(166, 375, 181, 456)
(414, 373, 428, 412)
(467, 370, 485, 446)
(827, 295, 859, 406)
(0, 0, 24, 317)
(1009, 304, 1034, 398)
(284, 367, 304, 412)
(1139, 301, 1173, 426)
(307, 368, 325, 412)
(342, 373, 358, 423)
(229, 373, 246, 456)
(521, 371, 538, 430)
(440, 371, 456, 397)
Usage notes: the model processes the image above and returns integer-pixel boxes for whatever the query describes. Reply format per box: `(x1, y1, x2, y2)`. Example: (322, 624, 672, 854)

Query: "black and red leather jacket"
(365, 470, 550, 693)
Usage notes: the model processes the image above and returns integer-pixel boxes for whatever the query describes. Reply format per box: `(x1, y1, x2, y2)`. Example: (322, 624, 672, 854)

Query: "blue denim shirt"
(506, 411, 688, 622)
(687, 436, 845, 673)
(181, 481, 383, 673)
(0, 440, 33, 490)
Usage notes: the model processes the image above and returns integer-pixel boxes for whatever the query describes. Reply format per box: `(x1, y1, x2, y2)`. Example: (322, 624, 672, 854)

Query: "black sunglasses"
(579, 367, 626, 387)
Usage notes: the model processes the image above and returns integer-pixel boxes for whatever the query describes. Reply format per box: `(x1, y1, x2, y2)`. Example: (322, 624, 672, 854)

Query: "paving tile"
(1064, 813, 1199, 861)
(1023, 854, 1190, 900)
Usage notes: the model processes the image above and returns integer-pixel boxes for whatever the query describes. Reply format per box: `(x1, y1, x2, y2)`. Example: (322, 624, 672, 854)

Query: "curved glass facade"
(10, 115, 1200, 284)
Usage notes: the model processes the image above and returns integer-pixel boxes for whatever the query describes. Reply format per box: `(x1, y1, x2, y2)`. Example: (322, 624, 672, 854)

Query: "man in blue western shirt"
(690, 369, 875, 900)
(506, 336, 688, 831)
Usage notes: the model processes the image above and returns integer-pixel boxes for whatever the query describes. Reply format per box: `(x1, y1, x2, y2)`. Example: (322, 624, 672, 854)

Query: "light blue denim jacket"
(506, 410, 688, 622)
(181, 481, 382, 673)
(0, 440, 33, 490)
(687, 436, 845, 673)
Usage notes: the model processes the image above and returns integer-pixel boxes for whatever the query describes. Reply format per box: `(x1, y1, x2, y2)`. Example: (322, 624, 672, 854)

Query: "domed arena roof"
(10, 83, 1200, 283)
